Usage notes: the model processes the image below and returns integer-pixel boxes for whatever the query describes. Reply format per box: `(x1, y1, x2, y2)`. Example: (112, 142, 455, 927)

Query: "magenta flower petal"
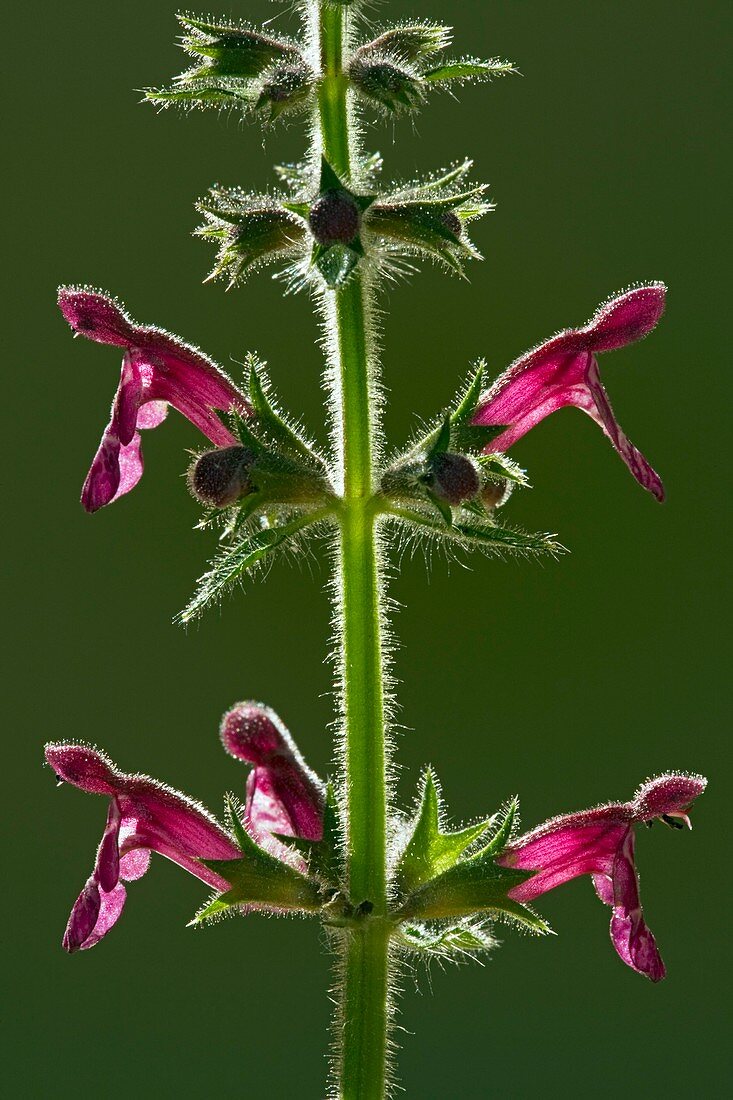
(58, 287, 249, 511)
(498, 772, 706, 981)
(62, 877, 104, 953)
(220, 702, 325, 843)
(585, 285, 666, 351)
(46, 743, 118, 794)
(633, 772, 707, 826)
(607, 831, 666, 981)
(46, 743, 240, 951)
(58, 288, 135, 346)
(78, 884, 128, 951)
(472, 284, 666, 500)
(502, 817, 630, 902)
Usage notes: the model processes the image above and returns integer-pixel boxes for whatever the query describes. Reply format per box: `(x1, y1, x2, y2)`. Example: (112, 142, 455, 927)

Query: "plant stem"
(315, 4, 390, 1097)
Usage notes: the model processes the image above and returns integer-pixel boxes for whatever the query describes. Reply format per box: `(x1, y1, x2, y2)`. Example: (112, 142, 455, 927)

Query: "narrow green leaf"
(396, 919, 497, 960)
(178, 510, 329, 623)
(145, 84, 246, 106)
(451, 518, 560, 554)
(389, 507, 562, 558)
(417, 160, 474, 194)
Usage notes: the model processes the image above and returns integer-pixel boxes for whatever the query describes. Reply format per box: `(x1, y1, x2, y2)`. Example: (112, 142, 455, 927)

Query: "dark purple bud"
(309, 190, 361, 245)
(441, 210, 462, 238)
(428, 452, 480, 505)
(188, 445, 254, 507)
(259, 62, 313, 115)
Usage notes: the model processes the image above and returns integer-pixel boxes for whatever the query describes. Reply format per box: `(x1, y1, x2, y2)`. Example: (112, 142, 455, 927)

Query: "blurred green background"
(5, 1, 729, 1095)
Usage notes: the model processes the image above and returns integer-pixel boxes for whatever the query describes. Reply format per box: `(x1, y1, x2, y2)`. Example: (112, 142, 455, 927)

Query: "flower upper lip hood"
(220, 702, 325, 852)
(58, 286, 250, 512)
(497, 773, 707, 981)
(46, 742, 241, 952)
(472, 284, 667, 500)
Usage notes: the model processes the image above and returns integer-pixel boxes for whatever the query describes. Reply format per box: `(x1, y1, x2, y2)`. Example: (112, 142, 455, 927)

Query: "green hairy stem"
(316, 4, 391, 1096)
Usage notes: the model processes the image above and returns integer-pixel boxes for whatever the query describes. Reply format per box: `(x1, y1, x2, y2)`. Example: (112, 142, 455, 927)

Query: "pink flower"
(220, 702, 325, 856)
(46, 743, 241, 952)
(498, 773, 707, 981)
(58, 287, 248, 512)
(472, 284, 666, 500)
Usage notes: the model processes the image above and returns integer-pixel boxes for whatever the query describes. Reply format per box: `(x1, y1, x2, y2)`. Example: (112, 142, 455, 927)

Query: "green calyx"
(393, 793, 548, 933)
(348, 21, 516, 117)
(394, 770, 493, 896)
(196, 190, 307, 287)
(194, 154, 493, 290)
(365, 161, 493, 275)
(145, 13, 313, 121)
(284, 158, 377, 288)
(179, 360, 336, 623)
(194, 799, 325, 922)
(380, 364, 530, 528)
(178, 15, 301, 80)
(191, 770, 548, 969)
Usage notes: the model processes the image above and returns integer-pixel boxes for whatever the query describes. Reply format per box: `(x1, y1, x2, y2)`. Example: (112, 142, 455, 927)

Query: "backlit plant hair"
(50, 4, 707, 1097)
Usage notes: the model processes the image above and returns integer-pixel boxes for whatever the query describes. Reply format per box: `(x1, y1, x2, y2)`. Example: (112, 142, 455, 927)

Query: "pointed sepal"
(193, 798, 324, 922)
(177, 15, 301, 81)
(196, 189, 307, 287)
(366, 169, 492, 275)
(357, 24, 453, 63)
(424, 58, 517, 85)
(387, 508, 562, 559)
(348, 54, 426, 115)
(395, 839, 549, 934)
(395, 769, 493, 896)
(245, 358, 324, 468)
(145, 15, 314, 122)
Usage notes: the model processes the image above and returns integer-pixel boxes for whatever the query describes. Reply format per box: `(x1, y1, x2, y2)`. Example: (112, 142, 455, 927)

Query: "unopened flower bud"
(188, 446, 254, 507)
(258, 61, 313, 118)
(309, 190, 361, 245)
(197, 193, 306, 286)
(427, 452, 480, 505)
(221, 702, 325, 841)
(349, 55, 424, 114)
